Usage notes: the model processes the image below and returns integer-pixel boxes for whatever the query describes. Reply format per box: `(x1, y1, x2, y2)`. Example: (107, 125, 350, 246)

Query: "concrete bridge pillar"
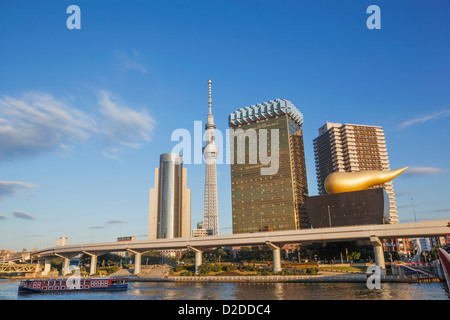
(83, 251, 98, 275)
(127, 249, 142, 275)
(188, 246, 203, 274)
(266, 242, 282, 273)
(62, 257, 70, 275)
(56, 254, 71, 275)
(35, 261, 42, 273)
(42, 258, 52, 275)
(370, 237, 386, 272)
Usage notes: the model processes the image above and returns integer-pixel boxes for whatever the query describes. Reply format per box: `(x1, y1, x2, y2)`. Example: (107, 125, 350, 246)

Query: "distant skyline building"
(202, 79, 219, 236)
(229, 99, 309, 233)
(148, 153, 191, 240)
(313, 122, 399, 223)
(55, 237, 68, 247)
(192, 221, 214, 237)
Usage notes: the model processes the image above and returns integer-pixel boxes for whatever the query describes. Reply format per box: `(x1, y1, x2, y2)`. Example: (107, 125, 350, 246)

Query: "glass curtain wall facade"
(148, 153, 191, 239)
(229, 99, 309, 234)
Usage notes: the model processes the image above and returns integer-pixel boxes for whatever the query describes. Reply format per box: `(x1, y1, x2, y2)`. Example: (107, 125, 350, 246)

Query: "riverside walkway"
(134, 273, 427, 284)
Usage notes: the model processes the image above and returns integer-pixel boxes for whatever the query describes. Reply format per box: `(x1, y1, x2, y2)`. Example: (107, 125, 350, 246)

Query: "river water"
(0, 279, 448, 300)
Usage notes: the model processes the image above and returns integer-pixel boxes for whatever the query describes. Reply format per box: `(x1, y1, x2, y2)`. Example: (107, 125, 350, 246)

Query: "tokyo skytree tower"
(202, 79, 219, 236)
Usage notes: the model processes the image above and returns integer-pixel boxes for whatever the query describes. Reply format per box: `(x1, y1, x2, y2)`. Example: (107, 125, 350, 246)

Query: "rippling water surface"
(1, 279, 448, 300)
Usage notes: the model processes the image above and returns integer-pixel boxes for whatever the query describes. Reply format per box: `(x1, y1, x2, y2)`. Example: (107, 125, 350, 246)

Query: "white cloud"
(0, 91, 156, 161)
(397, 109, 450, 130)
(97, 90, 155, 157)
(0, 181, 38, 200)
(0, 93, 97, 160)
(402, 166, 448, 177)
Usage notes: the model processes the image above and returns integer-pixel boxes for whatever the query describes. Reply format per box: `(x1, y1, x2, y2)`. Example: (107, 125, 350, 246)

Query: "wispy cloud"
(117, 50, 147, 74)
(12, 211, 35, 220)
(106, 219, 126, 225)
(89, 225, 105, 230)
(0, 91, 156, 161)
(402, 166, 448, 177)
(431, 208, 450, 213)
(397, 109, 450, 130)
(97, 90, 155, 159)
(21, 234, 42, 239)
(397, 201, 431, 209)
(0, 181, 38, 200)
(0, 93, 97, 161)
(394, 190, 418, 196)
(89, 219, 126, 229)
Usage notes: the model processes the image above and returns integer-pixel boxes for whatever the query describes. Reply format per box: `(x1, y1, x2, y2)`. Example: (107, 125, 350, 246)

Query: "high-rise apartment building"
(148, 153, 191, 239)
(313, 122, 399, 223)
(229, 99, 309, 233)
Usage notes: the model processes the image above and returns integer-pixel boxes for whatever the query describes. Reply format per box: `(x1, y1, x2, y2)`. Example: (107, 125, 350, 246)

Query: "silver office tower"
(148, 153, 191, 239)
(202, 79, 219, 236)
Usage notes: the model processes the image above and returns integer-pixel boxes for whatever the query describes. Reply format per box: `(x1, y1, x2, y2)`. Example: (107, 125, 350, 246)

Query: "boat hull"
(18, 277, 128, 294)
(18, 284, 128, 294)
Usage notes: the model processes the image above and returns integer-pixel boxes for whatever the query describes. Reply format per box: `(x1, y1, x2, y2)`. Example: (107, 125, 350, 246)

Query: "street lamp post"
(411, 198, 417, 223)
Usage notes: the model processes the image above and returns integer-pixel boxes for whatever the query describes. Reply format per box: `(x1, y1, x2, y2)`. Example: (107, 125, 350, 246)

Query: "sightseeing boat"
(18, 277, 128, 294)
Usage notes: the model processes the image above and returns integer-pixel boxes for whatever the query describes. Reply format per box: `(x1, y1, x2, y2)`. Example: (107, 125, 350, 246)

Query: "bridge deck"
(34, 219, 450, 258)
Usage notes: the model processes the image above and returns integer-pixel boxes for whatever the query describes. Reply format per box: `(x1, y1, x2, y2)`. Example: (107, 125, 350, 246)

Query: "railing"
(165, 274, 418, 283)
(0, 263, 38, 273)
(438, 248, 450, 291)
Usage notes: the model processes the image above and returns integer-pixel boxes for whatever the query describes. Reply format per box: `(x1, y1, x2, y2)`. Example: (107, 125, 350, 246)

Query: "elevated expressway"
(34, 219, 450, 275)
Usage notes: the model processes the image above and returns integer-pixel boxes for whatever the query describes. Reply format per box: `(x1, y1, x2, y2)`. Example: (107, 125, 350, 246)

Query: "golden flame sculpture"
(324, 167, 408, 194)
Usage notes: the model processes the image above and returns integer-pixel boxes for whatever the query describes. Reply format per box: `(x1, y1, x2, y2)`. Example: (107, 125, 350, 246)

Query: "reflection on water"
(1, 279, 448, 300)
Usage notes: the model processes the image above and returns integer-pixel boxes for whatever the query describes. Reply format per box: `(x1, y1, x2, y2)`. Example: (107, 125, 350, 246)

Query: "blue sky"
(1, 0, 449, 251)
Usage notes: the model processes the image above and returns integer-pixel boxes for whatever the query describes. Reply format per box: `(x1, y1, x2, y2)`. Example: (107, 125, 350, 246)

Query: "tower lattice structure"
(202, 79, 219, 235)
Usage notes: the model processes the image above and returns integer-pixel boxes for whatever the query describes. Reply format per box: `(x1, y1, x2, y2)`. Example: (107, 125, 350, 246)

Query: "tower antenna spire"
(208, 79, 212, 114)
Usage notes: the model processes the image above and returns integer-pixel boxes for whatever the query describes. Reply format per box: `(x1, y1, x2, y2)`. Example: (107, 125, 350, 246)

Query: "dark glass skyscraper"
(229, 99, 309, 234)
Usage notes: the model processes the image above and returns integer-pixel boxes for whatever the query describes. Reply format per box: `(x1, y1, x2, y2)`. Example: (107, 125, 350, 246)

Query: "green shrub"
(223, 265, 238, 272)
(244, 265, 255, 272)
(307, 267, 319, 275)
(213, 264, 223, 273)
(260, 268, 275, 276)
(174, 265, 187, 272)
(218, 271, 241, 276)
